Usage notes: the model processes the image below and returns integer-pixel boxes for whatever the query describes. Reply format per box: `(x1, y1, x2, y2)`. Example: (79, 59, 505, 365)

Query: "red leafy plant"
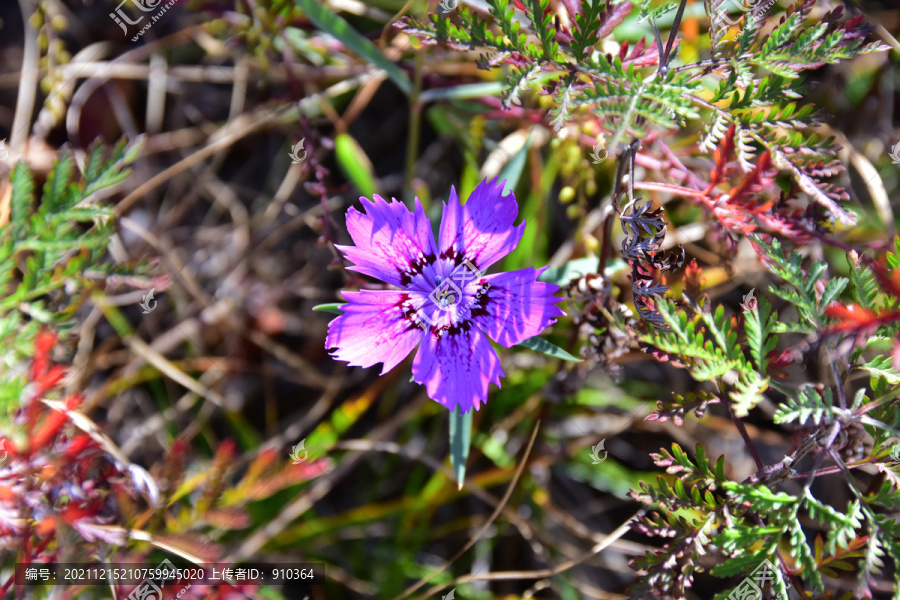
(0, 332, 268, 599)
(0, 331, 157, 594)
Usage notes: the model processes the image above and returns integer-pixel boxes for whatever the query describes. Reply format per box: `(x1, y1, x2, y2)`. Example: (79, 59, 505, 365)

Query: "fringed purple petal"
(411, 325, 504, 413)
(337, 196, 438, 289)
(437, 178, 525, 271)
(326, 290, 427, 374)
(327, 178, 566, 413)
(469, 267, 566, 347)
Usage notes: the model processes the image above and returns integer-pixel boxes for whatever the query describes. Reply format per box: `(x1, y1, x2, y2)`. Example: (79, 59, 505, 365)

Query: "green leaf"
(723, 483, 798, 515)
(804, 492, 863, 555)
(41, 151, 74, 216)
(312, 303, 346, 314)
(8, 161, 34, 239)
(859, 356, 900, 386)
(334, 133, 377, 198)
(848, 255, 880, 310)
(418, 82, 506, 103)
(83, 137, 136, 196)
(0, 138, 139, 416)
(744, 293, 777, 373)
(293, 0, 411, 95)
(496, 130, 532, 196)
(729, 372, 769, 418)
(710, 551, 774, 578)
(638, 0, 680, 22)
(789, 516, 823, 591)
(755, 236, 849, 333)
(538, 256, 627, 285)
(571, 0, 605, 62)
(523, 0, 558, 60)
(774, 386, 835, 425)
(449, 404, 473, 489)
(887, 236, 900, 271)
(516, 335, 581, 362)
(538, 257, 597, 285)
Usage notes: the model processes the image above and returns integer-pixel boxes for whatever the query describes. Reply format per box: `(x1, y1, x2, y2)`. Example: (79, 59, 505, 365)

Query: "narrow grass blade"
(449, 405, 473, 490)
(497, 130, 532, 195)
(517, 335, 582, 362)
(335, 133, 377, 198)
(293, 0, 411, 95)
(313, 303, 345, 314)
(419, 82, 506, 103)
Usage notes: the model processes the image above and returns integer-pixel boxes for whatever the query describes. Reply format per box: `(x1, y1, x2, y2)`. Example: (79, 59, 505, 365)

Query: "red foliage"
(4, 332, 252, 598)
(766, 348, 797, 380)
(0, 332, 137, 595)
(823, 303, 900, 342)
(690, 126, 819, 252)
(618, 37, 673, 68)
(682, 260, 705, 299)
(824, 304, 880, 331)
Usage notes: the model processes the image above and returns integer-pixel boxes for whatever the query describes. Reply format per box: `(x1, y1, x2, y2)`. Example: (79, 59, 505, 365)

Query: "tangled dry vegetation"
(0, 0, 899, 599)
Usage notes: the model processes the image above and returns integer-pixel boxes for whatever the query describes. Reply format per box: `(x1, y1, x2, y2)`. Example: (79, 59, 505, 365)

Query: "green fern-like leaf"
(849, 255, 881, 311)
(886, 237, 900, 271)
(744, 293, 777, 373)
(789, 516, 824, 591)
(0, 137, 140, 415)
(754, 236, 849, 333)
(522, 0, 558, 60)
(642, 298, 767, 415)
(9, 162, 34, 240)
(638, 0, 680, 22)
(858, 356, 900, 386)
(804, 492, 862, 555)
(572, 0, 605, 61)
(774, 386, 836, 426)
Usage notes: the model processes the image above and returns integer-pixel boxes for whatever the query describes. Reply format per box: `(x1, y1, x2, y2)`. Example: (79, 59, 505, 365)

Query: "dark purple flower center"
(395, 252, 493, 337)
(399, 252, 436, 286)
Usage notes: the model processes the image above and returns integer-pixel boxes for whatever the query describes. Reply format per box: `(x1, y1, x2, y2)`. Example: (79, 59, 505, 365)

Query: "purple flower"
(326, 178, 565, 413)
